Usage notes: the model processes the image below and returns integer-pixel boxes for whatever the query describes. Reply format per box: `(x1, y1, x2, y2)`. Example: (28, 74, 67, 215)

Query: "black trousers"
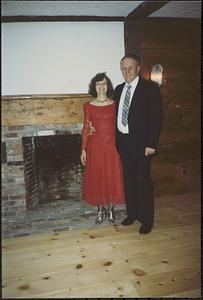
(117, 135, 154, 226)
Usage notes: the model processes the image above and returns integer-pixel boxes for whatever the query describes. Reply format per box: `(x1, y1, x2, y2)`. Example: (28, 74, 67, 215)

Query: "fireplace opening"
(22, 134, 84, 210)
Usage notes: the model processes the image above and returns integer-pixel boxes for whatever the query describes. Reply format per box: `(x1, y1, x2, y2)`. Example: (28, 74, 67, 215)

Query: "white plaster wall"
(2, 22, 124, 95)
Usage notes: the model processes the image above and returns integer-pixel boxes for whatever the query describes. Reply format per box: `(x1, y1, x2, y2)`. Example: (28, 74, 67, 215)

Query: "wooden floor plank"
(2, 194, 201, 298)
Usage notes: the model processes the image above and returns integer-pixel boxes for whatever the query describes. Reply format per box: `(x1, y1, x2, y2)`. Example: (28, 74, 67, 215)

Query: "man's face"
(120, 58, 140, 84)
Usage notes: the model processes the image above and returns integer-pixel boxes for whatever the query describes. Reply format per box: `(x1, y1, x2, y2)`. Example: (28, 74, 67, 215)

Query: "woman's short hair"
(88, 72, 114, 98)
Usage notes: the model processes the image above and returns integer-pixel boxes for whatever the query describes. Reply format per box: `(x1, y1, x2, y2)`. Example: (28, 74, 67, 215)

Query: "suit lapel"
(117, 83, 125, 100)
(127, 77, 144, 124)
(115, 83, 125, 113)
(130, 76, 143, 104)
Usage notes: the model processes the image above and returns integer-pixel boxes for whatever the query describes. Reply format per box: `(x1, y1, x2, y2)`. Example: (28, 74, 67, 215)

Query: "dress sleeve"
(81, 103, 91, 150)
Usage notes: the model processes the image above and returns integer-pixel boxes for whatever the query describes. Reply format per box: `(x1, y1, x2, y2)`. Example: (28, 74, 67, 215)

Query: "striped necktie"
(121, 85, 132, 126)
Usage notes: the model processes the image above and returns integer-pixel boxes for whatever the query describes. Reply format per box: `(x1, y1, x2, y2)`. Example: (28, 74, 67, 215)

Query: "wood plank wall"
(124, 18, 201, 196)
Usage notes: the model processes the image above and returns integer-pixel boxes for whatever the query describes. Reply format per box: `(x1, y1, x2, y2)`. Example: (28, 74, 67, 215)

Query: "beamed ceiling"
(2, 1, 201, 22)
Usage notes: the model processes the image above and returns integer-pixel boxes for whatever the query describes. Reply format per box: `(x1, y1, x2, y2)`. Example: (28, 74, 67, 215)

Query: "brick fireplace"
(2, 123, 84, 218)
(2, 94, 91, 226)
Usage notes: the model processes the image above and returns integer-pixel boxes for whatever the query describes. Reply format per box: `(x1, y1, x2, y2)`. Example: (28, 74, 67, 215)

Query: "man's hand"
(145, 147, 156, 156)
(89, 121, 96, 135)
(80, 149, 87, 165)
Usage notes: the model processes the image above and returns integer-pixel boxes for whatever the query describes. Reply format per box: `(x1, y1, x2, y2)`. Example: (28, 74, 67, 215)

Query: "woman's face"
(95, 78, 108, 96)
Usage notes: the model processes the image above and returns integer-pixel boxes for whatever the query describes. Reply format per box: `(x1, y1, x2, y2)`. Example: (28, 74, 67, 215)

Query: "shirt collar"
(125, 76, 139, 88)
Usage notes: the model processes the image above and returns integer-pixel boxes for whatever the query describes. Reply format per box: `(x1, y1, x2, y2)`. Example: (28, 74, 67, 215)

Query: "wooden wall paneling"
(124, 18, 201, 197)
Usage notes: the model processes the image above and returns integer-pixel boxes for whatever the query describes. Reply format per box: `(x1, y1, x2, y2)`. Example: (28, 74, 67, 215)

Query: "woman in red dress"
(80, 72, 125, 225)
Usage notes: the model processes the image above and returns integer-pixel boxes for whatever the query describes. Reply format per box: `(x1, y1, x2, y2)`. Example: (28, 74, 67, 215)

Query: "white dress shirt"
(117, 76, 139, 134)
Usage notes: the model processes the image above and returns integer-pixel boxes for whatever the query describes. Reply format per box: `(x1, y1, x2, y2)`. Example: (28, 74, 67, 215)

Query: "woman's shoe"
(95, 211, 103, 225)
(102, 206, 107, 219)
(108, 208, 115, 224)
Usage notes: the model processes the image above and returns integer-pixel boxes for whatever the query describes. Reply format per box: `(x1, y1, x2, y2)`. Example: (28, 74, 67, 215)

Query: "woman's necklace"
(96, 98, 108, 103)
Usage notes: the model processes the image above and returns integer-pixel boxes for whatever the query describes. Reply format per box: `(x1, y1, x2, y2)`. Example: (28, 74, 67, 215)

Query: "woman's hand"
(80, 149, 87, 165)
(89, 121, 96, 135)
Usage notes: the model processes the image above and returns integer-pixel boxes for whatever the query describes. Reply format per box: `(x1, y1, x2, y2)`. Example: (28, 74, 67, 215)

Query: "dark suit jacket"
(114, 76, 163, 156)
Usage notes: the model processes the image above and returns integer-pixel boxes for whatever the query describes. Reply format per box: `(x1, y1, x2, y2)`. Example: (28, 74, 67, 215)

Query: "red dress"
(81, 101, 125, 206)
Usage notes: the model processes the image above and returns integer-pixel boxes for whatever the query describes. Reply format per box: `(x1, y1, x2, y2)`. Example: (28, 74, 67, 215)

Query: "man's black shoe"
(121, 217, 136, 225)
(139, 224, 152, 234)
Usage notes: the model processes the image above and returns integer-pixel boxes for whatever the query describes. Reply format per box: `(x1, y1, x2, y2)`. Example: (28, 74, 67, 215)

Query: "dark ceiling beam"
(126, 0, 170, 20)
(1, 15, 125, 23)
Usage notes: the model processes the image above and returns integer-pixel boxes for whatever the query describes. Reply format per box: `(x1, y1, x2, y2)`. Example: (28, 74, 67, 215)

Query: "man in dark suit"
(114, 53, 163, 234)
